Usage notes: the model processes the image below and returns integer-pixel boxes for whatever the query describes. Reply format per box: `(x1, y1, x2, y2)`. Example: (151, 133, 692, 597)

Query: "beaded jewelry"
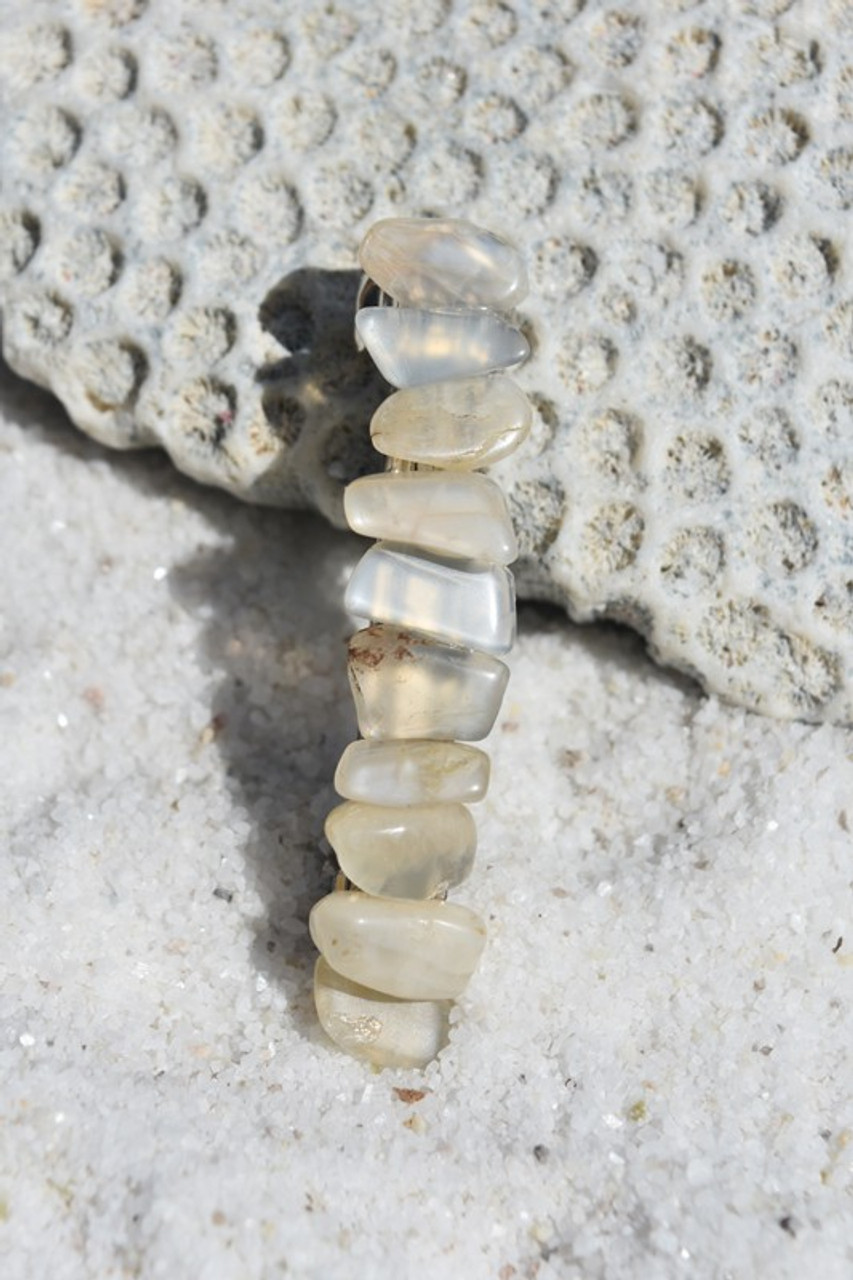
(309, 217, 530, 1069)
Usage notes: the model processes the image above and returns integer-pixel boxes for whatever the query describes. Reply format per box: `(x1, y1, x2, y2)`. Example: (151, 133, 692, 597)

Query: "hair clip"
(309, 217, 531, 1069)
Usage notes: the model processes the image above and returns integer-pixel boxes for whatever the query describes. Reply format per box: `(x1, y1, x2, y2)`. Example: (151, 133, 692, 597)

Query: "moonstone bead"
(370, 375, 532, 470)
(309, 891, 487, 1000)
(313, 957, 451, 1070)
(347, 624, 509, 740)
(326, 801, 476, 899)
(335, 739, 490, 806)
(358, 217, 528, 310)
(345, 544, 516, 655)
(355, 307, 529, 388)
(344, 471, 517, 565)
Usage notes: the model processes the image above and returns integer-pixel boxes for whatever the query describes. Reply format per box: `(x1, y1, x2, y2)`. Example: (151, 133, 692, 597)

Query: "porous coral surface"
(1, 0, 852, 721)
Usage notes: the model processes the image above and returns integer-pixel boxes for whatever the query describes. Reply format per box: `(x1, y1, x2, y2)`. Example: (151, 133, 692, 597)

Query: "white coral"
(0, 0, 851, 722)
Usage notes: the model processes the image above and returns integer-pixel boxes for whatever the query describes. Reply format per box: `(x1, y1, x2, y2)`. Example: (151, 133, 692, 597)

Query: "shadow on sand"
(1, 355, 698, 1038)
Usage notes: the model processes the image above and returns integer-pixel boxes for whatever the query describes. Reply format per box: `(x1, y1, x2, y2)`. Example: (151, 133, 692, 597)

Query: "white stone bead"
(309, 891, 487, 1000)
(358, 216, 528, 310)
(345, 543, 516, 655)
(370, 374, 532, 470)
(335, 739, 490, 806)
(355, 307, 529, 388)
(344, 471, 517, 564)
(325, 801, 476, 899)
(347, 623, 509, 740)
(313, 956, 450, 1070)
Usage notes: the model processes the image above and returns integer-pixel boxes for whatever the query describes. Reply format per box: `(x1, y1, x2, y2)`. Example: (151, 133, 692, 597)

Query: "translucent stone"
(344, 471, 517, 564)
(345, 543, 516, 655)
(355, 307, 529, 388)
(309, 890, 487, 1000)
(370, 374, 532, 470)
(347, 624, 509, 740)
(314, 956, 450, 1070)
(358, 216, 528, 310)
(325, 801, 476, 899)
(335, 739, 490, 806)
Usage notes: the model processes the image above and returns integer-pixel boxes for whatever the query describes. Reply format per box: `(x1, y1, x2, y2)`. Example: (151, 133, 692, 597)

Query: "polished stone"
(345, 544, 516, 655)
(355, 307, 529, 388)
(344, 471, 517, 564)
(309, 890, 487, 1000)
(313, 956, 451, 1070)
(335, 739, 490, 806)
(325, 801, 477, 899)
(347, 623, 509, 740)
(358, 216, 528, 310)
(370, 374, 532, 470)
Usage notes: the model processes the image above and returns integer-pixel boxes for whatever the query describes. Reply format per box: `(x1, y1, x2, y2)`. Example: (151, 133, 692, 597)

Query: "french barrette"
(309, 216, 530, 1069)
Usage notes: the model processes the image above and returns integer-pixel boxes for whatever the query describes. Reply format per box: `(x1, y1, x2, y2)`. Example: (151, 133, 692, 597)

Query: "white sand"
(1, 365, 851, 1278)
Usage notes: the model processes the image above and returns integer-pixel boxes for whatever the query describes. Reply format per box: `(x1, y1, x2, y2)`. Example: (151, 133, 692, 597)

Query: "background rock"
(1, 0, 852, 721)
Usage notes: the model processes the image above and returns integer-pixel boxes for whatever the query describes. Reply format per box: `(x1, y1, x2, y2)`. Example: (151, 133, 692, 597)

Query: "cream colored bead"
(335, 739, 490, 806)
(309, 891, 487, 1000)
(355, 307, 529, 388)
(344, 471, 517, 565)
(313, 956, 451, 1070)
(347, 624, 509, 741)
(326, 800, 476, 899)
(370, 374, 532, 470)
(358, 216, 528, 310)
(345, 543, 516, 655)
